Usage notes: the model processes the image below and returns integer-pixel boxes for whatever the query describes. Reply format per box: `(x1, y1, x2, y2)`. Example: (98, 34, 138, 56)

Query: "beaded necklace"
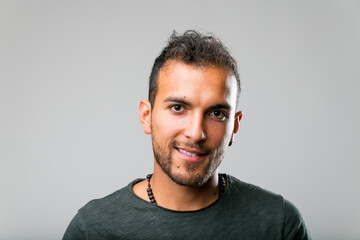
(146, 173, 226, 205)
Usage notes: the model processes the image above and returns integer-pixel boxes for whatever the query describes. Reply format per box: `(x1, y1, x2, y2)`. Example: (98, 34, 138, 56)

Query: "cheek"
(152, 112, 182, 138)
(209, 115, 236, 143)
(207, 123, 229, 146)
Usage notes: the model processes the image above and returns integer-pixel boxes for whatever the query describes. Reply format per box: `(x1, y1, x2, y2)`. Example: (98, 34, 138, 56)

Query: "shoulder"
(226, 174, 284, 204)
(225, 174, 312, 239)
(224, 175, 284, 220)
(283, 199, 312, 239)
(63, 179, 145, 239)
(77, 179, 141, 223)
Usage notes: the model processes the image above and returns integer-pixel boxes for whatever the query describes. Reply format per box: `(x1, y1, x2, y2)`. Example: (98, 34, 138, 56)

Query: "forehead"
(156, 60, 237, 106)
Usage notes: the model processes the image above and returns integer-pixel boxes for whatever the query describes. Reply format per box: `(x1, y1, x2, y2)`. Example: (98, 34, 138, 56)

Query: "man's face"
(144, 60, 240, 187)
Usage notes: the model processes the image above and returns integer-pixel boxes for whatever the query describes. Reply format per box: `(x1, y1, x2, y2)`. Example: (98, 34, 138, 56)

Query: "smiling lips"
(175, 147, 208, 162)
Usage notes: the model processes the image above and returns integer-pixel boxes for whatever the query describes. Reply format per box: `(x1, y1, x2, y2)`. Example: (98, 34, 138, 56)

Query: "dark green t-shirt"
(63, 174, 311, 240)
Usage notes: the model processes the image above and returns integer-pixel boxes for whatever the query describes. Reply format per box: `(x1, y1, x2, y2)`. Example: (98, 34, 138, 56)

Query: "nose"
(184, 112, 206, 142)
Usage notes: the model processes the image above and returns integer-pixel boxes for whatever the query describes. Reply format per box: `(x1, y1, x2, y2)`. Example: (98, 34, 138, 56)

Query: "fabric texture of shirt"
(63, 174, 311, 240)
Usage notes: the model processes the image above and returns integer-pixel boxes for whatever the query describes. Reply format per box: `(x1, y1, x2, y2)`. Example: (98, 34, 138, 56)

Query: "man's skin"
(133, 60, 242, 211)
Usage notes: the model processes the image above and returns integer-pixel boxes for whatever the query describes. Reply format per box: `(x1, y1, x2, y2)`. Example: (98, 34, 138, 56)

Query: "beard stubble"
(151, 136, 225, 187)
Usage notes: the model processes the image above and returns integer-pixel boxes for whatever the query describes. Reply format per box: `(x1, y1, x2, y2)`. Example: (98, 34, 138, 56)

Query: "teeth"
(178, 148, 200, 157)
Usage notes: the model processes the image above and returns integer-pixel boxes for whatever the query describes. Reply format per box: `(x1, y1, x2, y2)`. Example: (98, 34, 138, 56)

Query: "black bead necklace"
(146, 174, 157, 204)
(146, 173, 226, 205)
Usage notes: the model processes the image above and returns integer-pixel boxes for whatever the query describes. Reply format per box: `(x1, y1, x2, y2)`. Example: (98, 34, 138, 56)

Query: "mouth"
(175, 147, 208, 162)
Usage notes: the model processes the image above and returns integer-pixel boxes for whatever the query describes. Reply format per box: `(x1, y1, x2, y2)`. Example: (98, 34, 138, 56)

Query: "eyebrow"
(163, 96, 231, 111)
(207, 103, 231, 112)
(164, 97, 192, 106)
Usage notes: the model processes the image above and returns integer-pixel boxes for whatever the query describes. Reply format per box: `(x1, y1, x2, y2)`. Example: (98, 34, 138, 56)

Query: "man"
(63, 30, 311, 239)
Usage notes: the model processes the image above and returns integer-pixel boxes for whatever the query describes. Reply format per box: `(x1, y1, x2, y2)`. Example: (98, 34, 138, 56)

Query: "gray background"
(0, 1, 359, 239)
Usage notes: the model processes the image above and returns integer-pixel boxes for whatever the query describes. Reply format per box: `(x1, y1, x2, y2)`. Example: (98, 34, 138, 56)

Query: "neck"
(150, 162, 220, 211)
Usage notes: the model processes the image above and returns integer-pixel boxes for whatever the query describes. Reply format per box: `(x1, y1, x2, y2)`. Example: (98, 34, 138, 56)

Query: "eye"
(171, 105, 184, 113)
(209, 110, 227, 121)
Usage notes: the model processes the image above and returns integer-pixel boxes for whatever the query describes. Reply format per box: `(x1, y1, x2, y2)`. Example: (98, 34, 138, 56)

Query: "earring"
(228, 139, 233, 146)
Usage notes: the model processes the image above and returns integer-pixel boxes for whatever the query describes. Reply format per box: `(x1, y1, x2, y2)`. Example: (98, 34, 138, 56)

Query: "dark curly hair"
(148, 30, 241, 108)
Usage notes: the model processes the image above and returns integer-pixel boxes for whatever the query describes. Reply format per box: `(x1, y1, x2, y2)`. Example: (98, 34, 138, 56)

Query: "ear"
(233, 111, 243, 134)
(139, 99, 152, 134)
(229, 111, 243, 146)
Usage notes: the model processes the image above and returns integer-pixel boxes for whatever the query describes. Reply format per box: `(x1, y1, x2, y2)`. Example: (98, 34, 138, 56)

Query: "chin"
(167, 169, 213, 187)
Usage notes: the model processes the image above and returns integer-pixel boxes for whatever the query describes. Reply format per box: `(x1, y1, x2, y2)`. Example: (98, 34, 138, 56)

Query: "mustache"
(169, 139, 211, 153)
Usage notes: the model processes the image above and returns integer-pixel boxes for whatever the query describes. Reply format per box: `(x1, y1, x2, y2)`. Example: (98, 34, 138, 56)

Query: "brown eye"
(213, 110, 222, 117)
(171, 105, 183, 112)
(210, 110, 226, 121)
